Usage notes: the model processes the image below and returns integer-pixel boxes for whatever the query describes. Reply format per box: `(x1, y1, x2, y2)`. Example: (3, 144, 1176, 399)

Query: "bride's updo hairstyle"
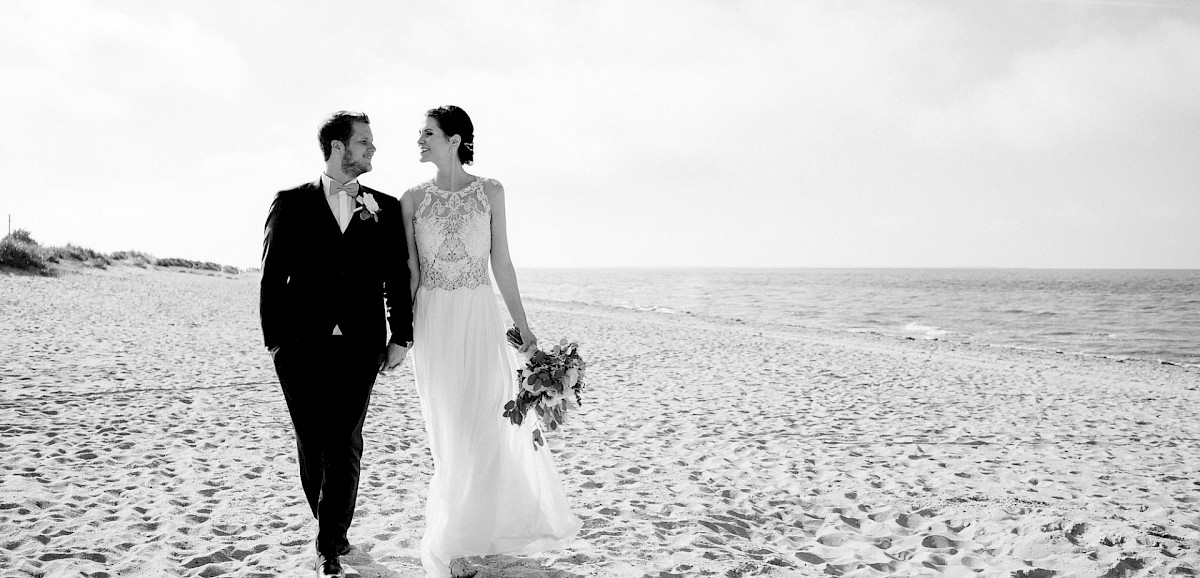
(427, 105, 475, 165)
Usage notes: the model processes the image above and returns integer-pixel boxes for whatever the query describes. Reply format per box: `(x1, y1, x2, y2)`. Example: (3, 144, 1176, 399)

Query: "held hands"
(378, 342, 410, 374)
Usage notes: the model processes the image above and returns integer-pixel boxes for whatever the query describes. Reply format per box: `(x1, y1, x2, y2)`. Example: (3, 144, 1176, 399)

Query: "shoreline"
(2, 265, 1198, 577)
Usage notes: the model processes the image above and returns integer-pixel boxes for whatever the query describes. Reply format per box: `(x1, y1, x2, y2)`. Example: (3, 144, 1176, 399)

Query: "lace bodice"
(414, 177, 496, 291)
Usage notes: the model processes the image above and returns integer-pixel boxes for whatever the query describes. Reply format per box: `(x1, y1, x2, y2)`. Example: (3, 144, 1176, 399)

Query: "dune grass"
(1, 229, 239, 275)
(0, 231, 50, 274)
(152, 257, 238, 274)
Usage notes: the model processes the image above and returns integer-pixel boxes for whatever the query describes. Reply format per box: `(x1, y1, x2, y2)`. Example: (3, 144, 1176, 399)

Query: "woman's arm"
(486, 180, 537, 353)
(400, 188, 421, 301)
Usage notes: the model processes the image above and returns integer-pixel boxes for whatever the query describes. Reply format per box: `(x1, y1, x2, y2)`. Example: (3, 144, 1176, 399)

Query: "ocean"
(516, 268, 1200, 368)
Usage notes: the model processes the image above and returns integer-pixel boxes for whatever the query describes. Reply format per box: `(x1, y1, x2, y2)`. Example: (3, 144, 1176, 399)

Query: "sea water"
(517, 268, 1200, 368)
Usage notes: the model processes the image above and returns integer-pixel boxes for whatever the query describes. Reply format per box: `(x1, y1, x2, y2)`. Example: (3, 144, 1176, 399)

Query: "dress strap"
(415, 183, 435, 214)
(475, 181, 491, 212)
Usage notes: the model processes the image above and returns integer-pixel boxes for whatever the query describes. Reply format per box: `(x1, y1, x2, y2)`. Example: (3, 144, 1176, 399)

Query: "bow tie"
(329, 180, 359, 197)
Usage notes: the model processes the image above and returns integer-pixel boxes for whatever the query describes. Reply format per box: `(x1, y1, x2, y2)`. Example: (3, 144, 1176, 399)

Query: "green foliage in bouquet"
(502, 326, 587, 450)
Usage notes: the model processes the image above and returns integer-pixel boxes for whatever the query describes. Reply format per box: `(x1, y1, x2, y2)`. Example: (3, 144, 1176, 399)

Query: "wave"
(903, 322, 949, 338)
(608, 301, 684, 316)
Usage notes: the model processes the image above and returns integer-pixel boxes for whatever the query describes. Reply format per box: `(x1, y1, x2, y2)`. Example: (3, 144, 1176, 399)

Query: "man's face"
(340, 122, 375, 177)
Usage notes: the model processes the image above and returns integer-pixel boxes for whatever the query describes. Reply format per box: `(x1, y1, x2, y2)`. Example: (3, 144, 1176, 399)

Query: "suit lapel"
(306, 178, 344, 236)
(307, 177, 377, 240)
(343, 185, 378, 239)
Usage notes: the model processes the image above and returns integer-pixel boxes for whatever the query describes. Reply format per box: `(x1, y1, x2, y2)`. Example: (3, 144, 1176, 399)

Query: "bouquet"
(502, 326, 587, 450)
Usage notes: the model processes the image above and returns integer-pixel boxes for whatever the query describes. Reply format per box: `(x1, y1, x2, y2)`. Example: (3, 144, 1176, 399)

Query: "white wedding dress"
(410, 177, 581, 577)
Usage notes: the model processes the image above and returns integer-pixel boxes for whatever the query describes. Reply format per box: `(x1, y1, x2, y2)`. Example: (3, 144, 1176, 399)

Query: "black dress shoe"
(316, 553, 345, 578)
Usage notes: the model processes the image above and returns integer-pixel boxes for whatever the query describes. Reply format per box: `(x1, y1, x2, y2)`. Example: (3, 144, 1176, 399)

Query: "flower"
(361, 193, 380, 213)
(501, 327, 587, 450)
(354, 192, 381, 221)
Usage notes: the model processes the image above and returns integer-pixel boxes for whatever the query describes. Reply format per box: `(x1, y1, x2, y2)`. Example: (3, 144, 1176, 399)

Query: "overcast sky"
(3, 0, 1198, 268)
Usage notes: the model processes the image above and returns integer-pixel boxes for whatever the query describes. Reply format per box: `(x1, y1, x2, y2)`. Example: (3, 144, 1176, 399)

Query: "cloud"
(0, 0, 248, 122)
(5, 0, 1197, 268)
(969, 18, 1200, 150)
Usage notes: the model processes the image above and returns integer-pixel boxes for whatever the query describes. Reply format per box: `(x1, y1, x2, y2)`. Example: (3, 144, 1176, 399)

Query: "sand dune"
(1, 265, 1197, 577)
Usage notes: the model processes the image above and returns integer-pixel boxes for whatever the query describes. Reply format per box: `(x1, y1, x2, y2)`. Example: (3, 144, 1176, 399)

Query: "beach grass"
(0, 231, 50, 274)
(0, 229, 239, 275)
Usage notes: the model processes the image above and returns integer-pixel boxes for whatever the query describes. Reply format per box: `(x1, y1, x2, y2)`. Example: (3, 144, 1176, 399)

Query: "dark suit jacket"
(259, 179, 413, 353)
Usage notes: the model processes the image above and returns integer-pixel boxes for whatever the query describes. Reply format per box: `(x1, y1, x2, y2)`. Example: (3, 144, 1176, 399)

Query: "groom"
(260, 111, 413, 577)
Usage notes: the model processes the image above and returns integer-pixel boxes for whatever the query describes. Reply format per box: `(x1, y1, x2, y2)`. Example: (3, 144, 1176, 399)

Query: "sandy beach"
(2, 264, 1198, 577)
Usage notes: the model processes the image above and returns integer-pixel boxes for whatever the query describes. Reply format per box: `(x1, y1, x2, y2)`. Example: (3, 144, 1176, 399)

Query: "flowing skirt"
(411, 285, 581, 577)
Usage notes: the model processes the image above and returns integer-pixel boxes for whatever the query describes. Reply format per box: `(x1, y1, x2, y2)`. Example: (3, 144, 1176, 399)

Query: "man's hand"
(379, 342, 410, 374)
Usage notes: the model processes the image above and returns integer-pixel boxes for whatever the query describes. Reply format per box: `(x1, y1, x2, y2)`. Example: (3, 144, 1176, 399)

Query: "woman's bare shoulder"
(401, 182, 429, 208)
(479, 177, 505, 198)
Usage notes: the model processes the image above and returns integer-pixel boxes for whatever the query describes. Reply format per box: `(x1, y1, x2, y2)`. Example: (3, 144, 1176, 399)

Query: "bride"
(399, 105, 581, 577)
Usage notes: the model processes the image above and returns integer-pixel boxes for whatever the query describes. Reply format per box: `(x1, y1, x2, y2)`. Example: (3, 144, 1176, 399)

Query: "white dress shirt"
(321, 173, 358, 233)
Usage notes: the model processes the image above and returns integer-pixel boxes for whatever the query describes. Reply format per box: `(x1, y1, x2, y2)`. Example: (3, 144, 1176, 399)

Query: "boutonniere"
(354, 193, 381, 222)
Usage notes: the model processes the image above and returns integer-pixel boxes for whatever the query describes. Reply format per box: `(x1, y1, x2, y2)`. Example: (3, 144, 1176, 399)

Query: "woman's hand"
(518, 327, 538, 354)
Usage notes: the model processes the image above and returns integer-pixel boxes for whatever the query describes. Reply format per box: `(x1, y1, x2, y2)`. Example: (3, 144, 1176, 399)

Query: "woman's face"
(417, 117, 454, 164)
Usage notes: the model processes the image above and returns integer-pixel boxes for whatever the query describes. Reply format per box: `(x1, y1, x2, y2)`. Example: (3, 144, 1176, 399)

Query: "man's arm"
(260, 192, 290, 351)
(379, 193, 413, 372)
(382, 193, 414, 347)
